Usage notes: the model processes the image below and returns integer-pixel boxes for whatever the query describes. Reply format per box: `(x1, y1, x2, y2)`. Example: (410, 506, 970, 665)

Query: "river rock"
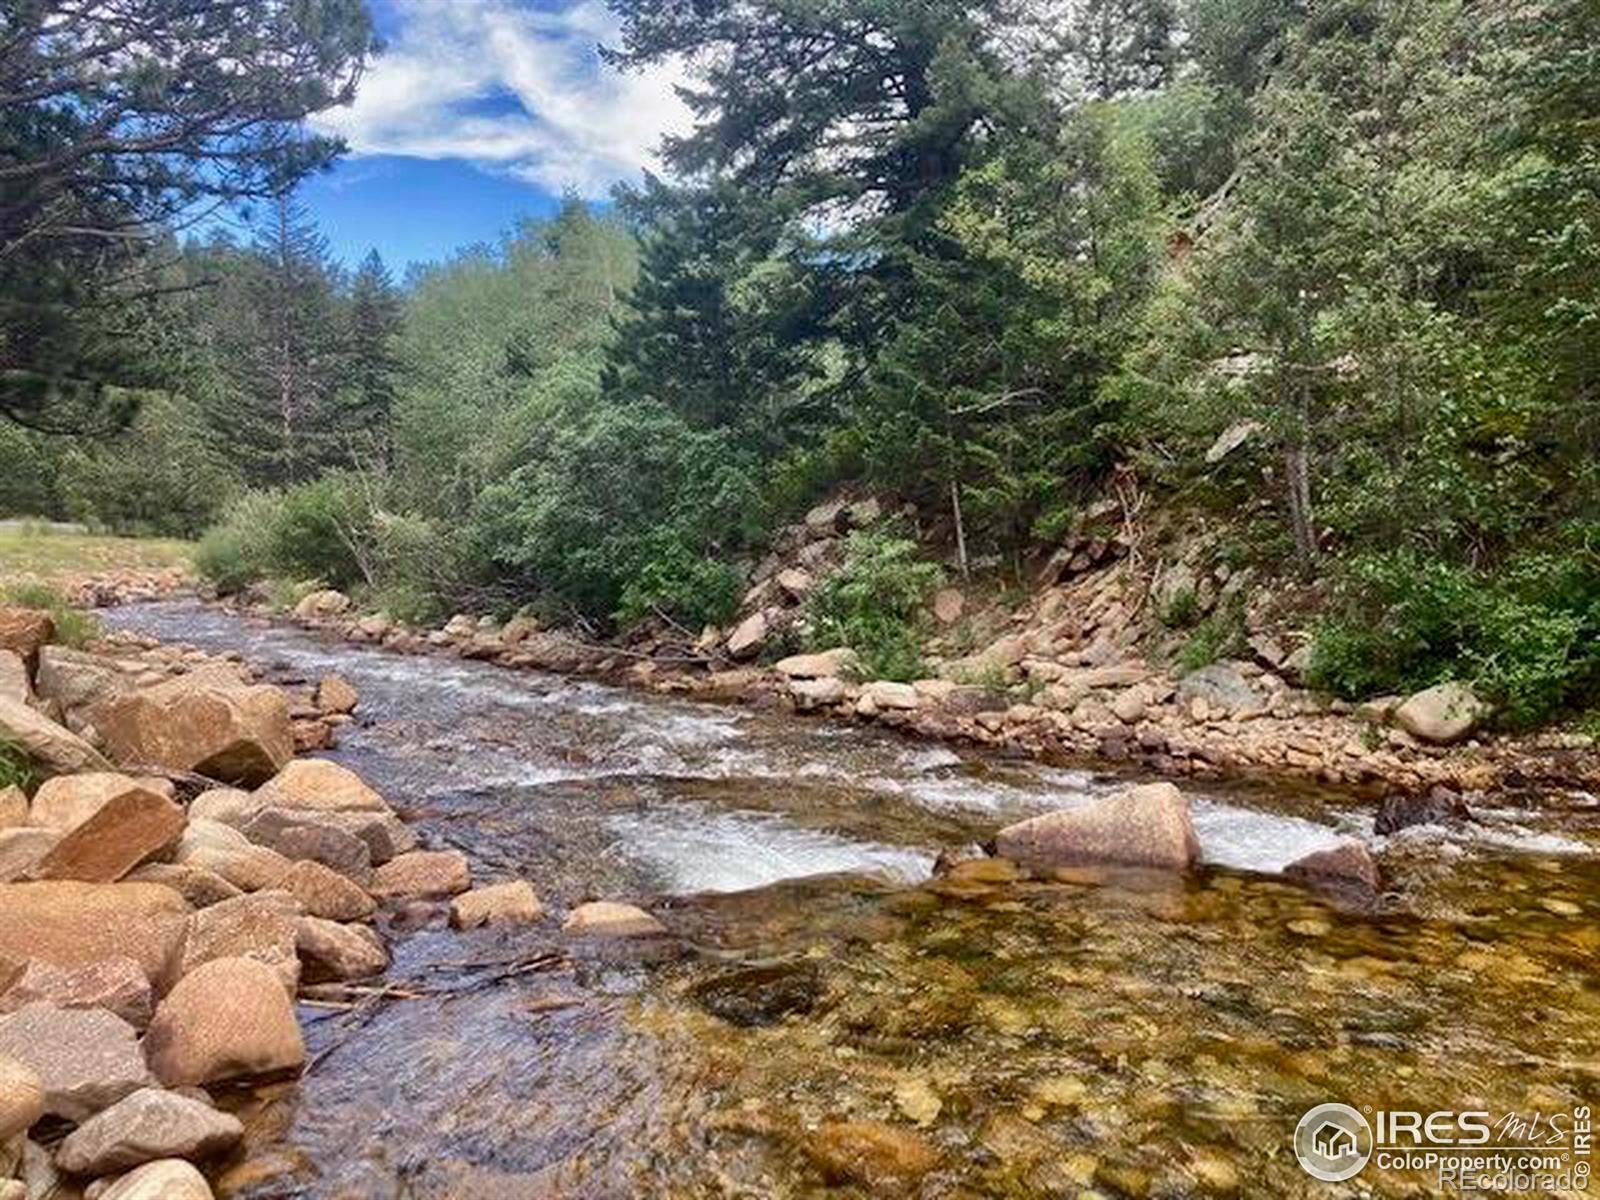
(0, 694, 109, 776)
(0, 829, 58, 883)
(185, 788, 256, 826)
(32, 788, 184, 883)
(90, 1158, 214, 1200)
(0, 957, 153, 1030)
(143, 958, 305, 1087)
(1374, 786, 1473, 835)
(0, 1004, 152, 1121)
(805, 1121, 940, 1187)
(789, 677, 847, 711)
(0, 786, 23, 831)
(774, 649, 858, 680)
(314, 675, 358, 716)
(0, 882, 189, 987)
(125, 863, 242, 909)
(1176, 664, 1261, 714)
(995, 782, 1201, 872)
(293, 589, 349, 620)
(1284, 840, 1381, 896)
(178, 892, 301, 994)
(690, 962, 822, 1027)
(449, 881, 542, 929)
(0, 1056, 43, 1140)
(370, 850, 470, 899)
(295, 918, 387, 983)
(860, 681, 920, 712)
(55, 1087, 243, 1176)
(1394, 682, 1488, 745)
(561, 901, 665, 938)
(174, 820, 294, 892)
(251, 759, 389, 815)
(101, 670, 292, 786)
(725, 611, 770, 661)
(28, 773, 165, 833)
(0, 609, 52, 669)
(237, 809, 372, 882)
(35, 646, 129, 735)
(272, 859, 374, 921)
(0, 651, 29, 704)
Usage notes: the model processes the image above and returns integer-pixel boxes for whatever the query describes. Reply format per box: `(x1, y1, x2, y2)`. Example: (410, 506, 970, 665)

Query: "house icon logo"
(1294, 1103, 1374, 1182)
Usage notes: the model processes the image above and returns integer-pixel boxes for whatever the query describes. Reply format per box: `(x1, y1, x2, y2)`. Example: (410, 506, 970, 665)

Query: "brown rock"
(271, 859, 374, 922)
(0, 608, 52, 670)
(314, 675, 358, 716)
(449, 881, 542, 929)
(774, 649, 859, 680)
(0, 786, 23, 831)
(34, 645, 129, 735)
(1284, 840, 1382, 896)
(174, 820, 294, 892)
(28, 773, 167, 833)
(932, 588, 965, 625)
(237, 809, 372, 883)
(101, 670, 292, 786)
(185, 788, 257, 826)
(561, 901, 665, 938)
(805, 1121, 940, 1187)
(125, 863, 242, 909)
(0, 828, 58, 883)
(995, 782, 1201, 872)
(143, 958, 306, 1087)
(725, 611, 770, 661)
(295, 918, 388, 983)
(55, 1087, 242, 1176)
(0, 694, 110, 776)
(0, 1055, 43, 1140)
(178, 892, 300, 994)
(0, 650, 29, 704)
(250, 758, 389, 814)
(0, 882, 188, 988)
(293, 589, 349, 620)
(0, 1004, 153, 1121)
(0, 957, 152, 1030)
(91, 1157, 214, 1200)
(32, 789, 184, 883)
(370, 850, 470, 899)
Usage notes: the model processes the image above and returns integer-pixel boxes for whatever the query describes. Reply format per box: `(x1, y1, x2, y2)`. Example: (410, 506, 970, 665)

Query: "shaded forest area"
(3, 0, 1596, 726)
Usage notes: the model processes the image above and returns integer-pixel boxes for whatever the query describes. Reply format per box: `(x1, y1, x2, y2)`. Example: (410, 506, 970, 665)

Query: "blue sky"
(286, 0, 692, 272)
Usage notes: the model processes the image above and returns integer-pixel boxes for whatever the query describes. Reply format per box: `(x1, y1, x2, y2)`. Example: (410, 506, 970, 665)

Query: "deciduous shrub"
(806, 529, 944, 682)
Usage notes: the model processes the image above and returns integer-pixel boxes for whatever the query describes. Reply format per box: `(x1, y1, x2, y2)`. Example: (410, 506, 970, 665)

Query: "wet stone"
(689, 962, 824, 1027)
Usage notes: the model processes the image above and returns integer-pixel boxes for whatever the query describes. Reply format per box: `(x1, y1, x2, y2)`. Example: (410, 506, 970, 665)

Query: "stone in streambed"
(238, 808, 372, 883)
(178, 892, 301, 994)
(1284, 840, 1381, 899)
(995, 782, 1201, 872)
(31, 788, 184, 883)
(0, 1004, 153, 1121)
(251, 758, 390, 815)
(143, 958, 305, 1088)
(690, 962, 822, 1027)
(90, 1158, 214, 1200)
(370, 850, 470, 899)
(0, 881, 189, 987)
(805, 1121, 940, 1188)
(55, 1087, 242, 1176)
(0, 957, 152, 1030)
(272, 859, 374, 921)
(1374, 785, 1473, 835)
(295, 918, 388, 983)
(1394, 681, 1488, 745)
(561, 902, 665, 938)
(101, 670, 292, 787)
(449, 881, 542, 929)
(314, 675, 358, 716)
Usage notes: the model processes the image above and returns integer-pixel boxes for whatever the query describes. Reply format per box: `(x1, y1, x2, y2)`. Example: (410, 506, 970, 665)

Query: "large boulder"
(250, 759, 389, 815)
(370, 850, 469, 899)
(860, 681, 920, 712)
(178, 892, 301, 995)
(237, 809, 372, 883)
(0, 1004, 153, 1121)
(33, 645, 129, 736)
(1393, 682, 1489, 745)
(0, 829, 58, 883)
(1374, 786, 1473, 836)
(173, 820, 293, 893)
(995, 782, 1201, 872)
(0, 1056, 43, 1140)
(0, 695, 109, 776)
(28, 773, 167, 833)
(125, 863, 242, 909)
(91, 1158, 214, 1200)
(142, 958, 305, 1088)
(31, 788, 184, 883)
(449, 881, 542, 930)
(1176, 664, 1262, 714)
(0, 609, 52, 671)
(295, 917, 388, 983)
(55, 1087, 243, 1176)
(0, 882, 189, 988)
(774, 649, 859, 681)
(272, 859, 374, 922)
(101, 670, 292, 786)
(0, 957, 153, 1030)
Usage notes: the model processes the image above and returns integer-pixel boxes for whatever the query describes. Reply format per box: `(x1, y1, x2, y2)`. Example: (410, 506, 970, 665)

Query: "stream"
(104, 601, 1598, 1199)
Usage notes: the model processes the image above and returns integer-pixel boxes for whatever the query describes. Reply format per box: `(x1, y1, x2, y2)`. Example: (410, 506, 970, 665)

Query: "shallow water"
(104, 602, 1599, 1198)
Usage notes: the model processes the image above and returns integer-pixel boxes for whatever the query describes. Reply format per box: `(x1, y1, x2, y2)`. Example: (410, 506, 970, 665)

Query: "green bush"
(0, 739, 37, 792)
(0, 580, 98, 648)
(616, 535, 743, 631)
(806, 529, 944, 682)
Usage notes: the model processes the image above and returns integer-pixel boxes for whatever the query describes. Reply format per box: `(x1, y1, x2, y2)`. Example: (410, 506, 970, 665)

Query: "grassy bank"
(0, 522, 191, 591)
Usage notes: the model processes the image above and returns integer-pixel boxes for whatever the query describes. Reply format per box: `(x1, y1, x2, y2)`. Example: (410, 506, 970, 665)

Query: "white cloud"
(310, 0, 694, 196)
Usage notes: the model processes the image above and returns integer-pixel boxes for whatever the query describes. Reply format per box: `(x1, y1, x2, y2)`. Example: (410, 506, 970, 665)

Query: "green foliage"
(806, 530, 944, 682)
(0, 581, 98, 649)
(195, 478, 370, 595)
(616, 537, 743, 632)
(0, 739, 37, 793)
(1177, 605, 1246, 674)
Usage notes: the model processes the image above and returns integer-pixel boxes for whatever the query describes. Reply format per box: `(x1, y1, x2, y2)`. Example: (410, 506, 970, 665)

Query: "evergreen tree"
(341, 250, 404, 461)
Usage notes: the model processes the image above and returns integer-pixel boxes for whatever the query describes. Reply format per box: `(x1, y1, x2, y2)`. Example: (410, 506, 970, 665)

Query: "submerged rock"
(1374, 786, 1472, 836)
(805, 1121, 940, 1188)
(689, 962, 823, 1027)
(370, 850, 470, 899)
(449, 881, 542, 929)
(995, 782, 1201, 872)
(1284, 840, 1381, 900)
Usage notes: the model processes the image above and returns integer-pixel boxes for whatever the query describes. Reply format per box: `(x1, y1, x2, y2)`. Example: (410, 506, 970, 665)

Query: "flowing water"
(104, 602, 1599, 1199)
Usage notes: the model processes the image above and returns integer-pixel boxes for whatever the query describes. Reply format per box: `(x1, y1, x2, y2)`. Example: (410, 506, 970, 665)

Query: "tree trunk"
(950, 478, 970, 580)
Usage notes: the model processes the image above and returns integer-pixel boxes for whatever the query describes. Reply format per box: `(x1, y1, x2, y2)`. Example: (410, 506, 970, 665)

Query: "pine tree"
(341, 250, 403, 461)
